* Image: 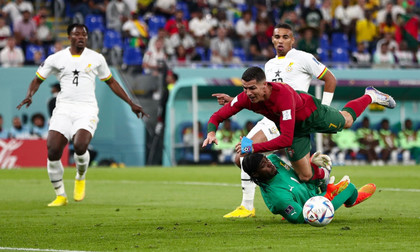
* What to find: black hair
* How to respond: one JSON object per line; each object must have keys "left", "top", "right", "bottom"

{"left": 31, "top": 113, "right": 45, "bottom": 123}
{"left": 241, "top": 66, "right": 266, "bottom": 83}
{"left": 67, "top": 23, "right": 89, "bottom": 35}
{"left": 274, "top": 23, "right": 293, "bottom": 32}
{"left": 242, "top": 153, "right": 265, "bottom": 185}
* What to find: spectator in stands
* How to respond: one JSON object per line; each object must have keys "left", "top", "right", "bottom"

{"left": 8, "top": 116, "right": 31, "bottom": 139}
{"left": 395, "top": 41, "right": 415, "bottom": 67}
{"left": 373, "top": 42, "right": 395, "bottom": 68}
{"left": 32, "top": 7, "right": 48, "bottom": 26}
{"left": 395, "top": 1, "right": 419, "bottom": 53}
{"left": 376, "top": 31, "right": 398, "bottom": 56}
{"left": 235, "top": 10, "right": 255, "bottom": 48}
{"left": 0, "top": 114, "right": 8, "bottom": 139}
{"left": 334, "top": 0, "right": 353, "bottom": 35}
{"left": 36, "top": 14, "right": 54, "bottom": 49}
{"left": 249, "top": 20, "right": 275, "bottom": 61}
{"left": 399, "top": 118, "right": 420, "bottom": 165}
{"left": 142, "top": 37, "right": 167, "bottom": 75}
{"left": 301, "top": 0, "right": 323, "bottom": 36}
{"left": 47, "top": 83, "right": 61, "bottom": 117}
{"left": 355, "top": 9, "right": 377, "bottom": 55}
{"left": 0, "top": 37, "right": 25, "bottom": 67}
{"left": 209, "top": 27, "right": 241, "bottom": 65}
{"left": 378, "top": 12, "right": 397, "bottom": 38}
{"left": 351, "top": 42, "right": 371, "bottom": 66}
{"left": 210, "top": 9, "right": 234, "bottom": 37}
{"left": 239, "top": 120, "right": 255, "bottom": 137}
{"left": 280, "top": 11, "right": 301, "bottom": 32}
{"left": 32, "top": 50, "right": 44, "bottom": 65}
{"left": 68, "top": 0, "right": 91, "bottom": 19}
{"left": 377, "top": 118, "right": 399, "bottom": 165}
{"left": 51, "top": 41, "right": 63, "bottom": 54}
{"left": 88, "top": 0, "right": 108, "bottom": 17}
{"left": 137, "top": 0, "right": 154, "bottom": 17}
{"left": 164, "top": 9, "right": 189, "bottom": 35}
{"left": 296, "top": 26, "right": 319, "bottom": 56}
{"left": 356, "top": 117, "right": 380, "bottom": 165}
{"left": 153, "top": 0, "right": 176, "bottom": 19}
{"left": 188, "top": 8, "right": 213, "bottom": 47}
{"left": 148, "top": 28, "right": 174, "bottom": 58}
{"left": 182, "top": 121, "right": 219, "bottom": 164}
{"left": 30, "top": 113, "right": 48, "bottom": 139}
{"left": 320, "top": 0, "right": 333, "bottom": 37}
{"left": 106, "top": 0, "right": 131, "bottom": 32}
{"left": 331, "top": 129, "right": 360, "bottom": 165}
{"left": 1, "top": 0, "right": 33, "bottom": 25}
{"left": 173, "top": 45, "right": 189, "bottom": 65}
{"left": 122, "top": 11, "right": 149, "bottom": 49}
{"left": 213, "top": 118, "right": 240, "bottom": 163}
{"left": 0, "top": 16, "right": 11, "bottom": 50}
{"left": 13, "top": 9, "right": 38, "bottom": 51}
{"left": 169, "top": 24, "right": 197, "bottom": 62}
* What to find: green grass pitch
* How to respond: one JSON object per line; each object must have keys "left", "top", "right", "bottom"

{"left": 0, "top": 164, "right": 420, "bottom": 251}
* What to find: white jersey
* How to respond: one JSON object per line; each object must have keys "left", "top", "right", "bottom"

{"left": 36, "top": 47, "right": 112, "bottom": 109}
{"left": 264, "top": 48, "right": 327, "bottom": 92}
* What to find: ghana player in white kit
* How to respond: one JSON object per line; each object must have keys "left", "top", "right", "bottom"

{"left": 213, "top": 23, "right": 337, "bottom": 218}
{"left": 17, "top": 24, "right": 149, "bottom": 207}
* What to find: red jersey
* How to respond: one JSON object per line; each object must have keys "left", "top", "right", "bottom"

{"left": 208, "top": 82, "right": 318, "bottom": 153}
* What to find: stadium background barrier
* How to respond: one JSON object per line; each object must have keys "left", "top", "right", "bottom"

{"left": 0, "top": 67, "right": 145, "bottom": 167}
{"left": 163, "top": 67, "right": 420, "bottom": 166}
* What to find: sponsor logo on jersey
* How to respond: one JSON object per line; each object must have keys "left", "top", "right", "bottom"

{"left": 329, "top": 123, "right": 337, "bottom": 128}
{"left": 230, "top": 96, "right": 238, "bottom": 107}
{"left": 282, "top": 109, "right": 292, "bottom": 120}
{"left": 284, "top": 205, "right": 294, "bottom": 215}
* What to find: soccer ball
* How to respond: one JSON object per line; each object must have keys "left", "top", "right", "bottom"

{"left": 302, "top": 196, "right": 334, "bottom": 227}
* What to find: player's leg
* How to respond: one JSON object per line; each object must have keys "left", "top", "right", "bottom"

{"left": 224, "top": 118, "right": 279, "bottom": 218}
{"left": 71, "top": 107, "right": 98, "bottom": 202}
{"left": 325, "top": 183, "right": 357, "bottom": 211}
{"left": 46, "top": 130, "right": 69, "bottom": 207}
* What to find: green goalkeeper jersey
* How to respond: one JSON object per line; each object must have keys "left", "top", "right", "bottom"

{"left": 259, "top": 154, "right": 319, "bottom": 224}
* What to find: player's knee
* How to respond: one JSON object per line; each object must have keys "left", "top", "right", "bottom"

{"left": 73, "top": 143, "right": 88, "bottom": 156}
{"left": 47, "top": 149, "right": 62, "bottom": 161}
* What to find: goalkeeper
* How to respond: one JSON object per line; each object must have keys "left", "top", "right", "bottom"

{"left": 241, "top": 152, "right": 376, "bottom": 224}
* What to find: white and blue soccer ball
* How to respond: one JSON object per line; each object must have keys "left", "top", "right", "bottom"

{"left": 302, "top": 196, "right": 334, "bottom": 227}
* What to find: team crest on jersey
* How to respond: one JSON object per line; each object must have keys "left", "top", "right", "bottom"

{"left": 85, "top": 63, "right": 92, "bottom": 73}
{"left": 268, "top": 126, "right": 279, "bottom": 135}
{"left": 286, "top": 62, "right": 294, "bottom": 72}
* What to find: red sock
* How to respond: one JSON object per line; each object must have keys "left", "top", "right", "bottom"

{"left": 343, "top": 95, "right": 372, "bottom": 118}
{"left": 310, "top": 162, "right": 325, "bottom": 180}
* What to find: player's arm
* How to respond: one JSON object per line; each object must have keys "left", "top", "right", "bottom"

{"left": 320, "top": 69, "right": 336, "bottom": 106}
{"left": 212, "top": 93, "right": 233, "bottom": 105}
{"left": 17, "top": 76, "right": 43, "bottom": 109}
{"left": 270, "top": 195, "right": 305, "bottom": 224}
{"left": 105, "top": 77, "right": 149, "bottom": 118}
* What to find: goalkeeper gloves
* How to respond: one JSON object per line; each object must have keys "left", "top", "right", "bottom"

{"left": 310, "top": 151, "right": 332, "bottom": 170}
{"left": 324, "top": 175, "right": 350, "bottom": 201}
{"left": 241, "top": 137, "right": 253, "bottom": 154}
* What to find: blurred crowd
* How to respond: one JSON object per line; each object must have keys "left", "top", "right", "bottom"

{"left": 0, "top": 0, "right": 419, "bottom": 69}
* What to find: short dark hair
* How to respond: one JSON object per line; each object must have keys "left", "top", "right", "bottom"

{"left": 242, "top": 153, "right": 265, "bottom": 185}
{"left": 67, "top": 23, "right": 89, "bottom": 35}
{"left": 275, "top": 23, "right": 293, "bottom": 32}
{"left": 31, "top": 113, "right": 45, "bottom": 123}
{"left": 241, "top": 66, "right": 266, "bottom": 82}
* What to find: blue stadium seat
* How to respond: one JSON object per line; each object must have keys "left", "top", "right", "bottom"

{"left": 25, "top": 44, "right": 45, "bottom": 62}
{"left": 103, "top": 29, "right": 123, "bottom": 49}
{"left": 195, "top": 47, "right": 209, "bottom": 61}
{"left": 331, "top": 32, "right": 349, "bottom": 49}
{"left": 123, "top": 47, "right": 143, "bottom": 66}
{"left": 176, "top": 2, "right": 190, "bottom": 19}
{"left": 147, "top": 15, "right": 166, "bottom": 37}
{"left": 85, "top": 14, "right": 105, "bottom": 32}
{"left": 319, "top": 34, "right": 330, "bottom": 50}
{"left": 331, "top": 48, "right": 349, "bottom": 63}
{"left": 317, "top": 48, "right": 329, "bottom": 62}
{"left": 233, "top": 47, "right": 246, "bottom": 61}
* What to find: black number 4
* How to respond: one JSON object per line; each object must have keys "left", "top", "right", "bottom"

{"left": 73, "top": 76, "right": 78, "bottom": 86}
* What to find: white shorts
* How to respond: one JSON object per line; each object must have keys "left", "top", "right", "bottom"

{"left": 49, "top": 102, "right": 99, "bottom": 141}
{"left": 246, "top": 117, "right": 280, "bottom": 141}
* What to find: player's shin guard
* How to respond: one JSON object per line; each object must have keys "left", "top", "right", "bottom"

{"left": 240, "top": 157, "right": 255, "bottom": 211}
{"left": 74, "top": 151, "right": 89, "bottom": 180}
{"left": 47, "top": 159, "right": 66, "bottom": 196}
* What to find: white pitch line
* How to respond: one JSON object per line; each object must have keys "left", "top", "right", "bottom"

{"left": 380, "top": 188, "right": 420, "bottom": 193}
{"left": 0, "top": 247, "right": 92, "bottom": 252}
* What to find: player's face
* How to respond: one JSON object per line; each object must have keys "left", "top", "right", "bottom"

{"left": 272, "top": 28, "right": 295, "bottom": 57}
{"left": 69, "top": 26, "right": 88, "bottom": 50}
{"left": 242, "top": 79, "right": 267, "bottom": 103}
{"left": 253, "top": 157, "right": 277, "bottom": 182}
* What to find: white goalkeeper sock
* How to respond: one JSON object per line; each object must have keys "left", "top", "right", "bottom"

{"left": 240, "top": 157, "right": 256, "bottom": 211}
{"left": 47, "top": 159, "right": 66, "bottom": 196}
{"left": 74, "top": 151, "right": 90, "bottom": 180}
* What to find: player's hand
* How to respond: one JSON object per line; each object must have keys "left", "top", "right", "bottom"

{"left": 202, "top": 131, "right": 218, "bottom": 147}
{"left": 131, "top": 103, "right": 150, "bottom": 119}
{"left": 310, "top": 151, "right": 332, "bottom": 170}
{"left": 16, "top": 97, "right": 32, "bottom": 110}
{"left": 324, "top": 175, "right": 350, "bottom": 201}
{"left": 212, "top": 93, "right": 233, "bottom": 105}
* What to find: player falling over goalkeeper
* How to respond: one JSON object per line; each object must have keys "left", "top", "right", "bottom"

{"left": 241, "top": 152, "right": 376, "bottom": 224}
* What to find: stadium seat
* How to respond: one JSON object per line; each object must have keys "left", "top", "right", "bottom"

{"left": 317, "top": 48, "right": 329, "bottom": 62}
{"left": 331, "top": 32, "right": 349, "bottom": 50}
{"left": 233, "top": 47, "right": 246, "bottom": 61}
{"left": 25, "top": 44, "right": 45, "bottom": 62}
{"left": 103, "top": 29, "right": 123, "bottom": 49}
{"left": 319, "top": 34, "right": 330, "bottom": 50}
{"left": 176, "top": 2, "right": 190, "bottom": 19}
{"left": 85, "top": 14, "right": 105, "bottom": 32}
{"left": 148, "top": 15, "right": 166, "bottom": 37}
{"left": 195, "top": 47, "right": 209, "bottom": 61}
{"left": 123, "top": 47, "right": 143, "bottom": 66}
{"left": 331, "top": 48, "right": 349, "bottom": 63}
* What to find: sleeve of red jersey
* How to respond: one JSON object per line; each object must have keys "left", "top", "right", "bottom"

{"left": 207, "top": 93, "right": 249, "bottom": 133}
{"left": 252, "top": 91, "right": 296, "bottom": 153}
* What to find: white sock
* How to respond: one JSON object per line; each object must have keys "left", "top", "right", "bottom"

{"left": 240, "top": 157, "right": 256, "bottom": 211}
{"left": 47, "top": 159, "right": 66, "bottom": 196}
{"left": 74, "top": 151, "right": 90, "bottom": 180}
